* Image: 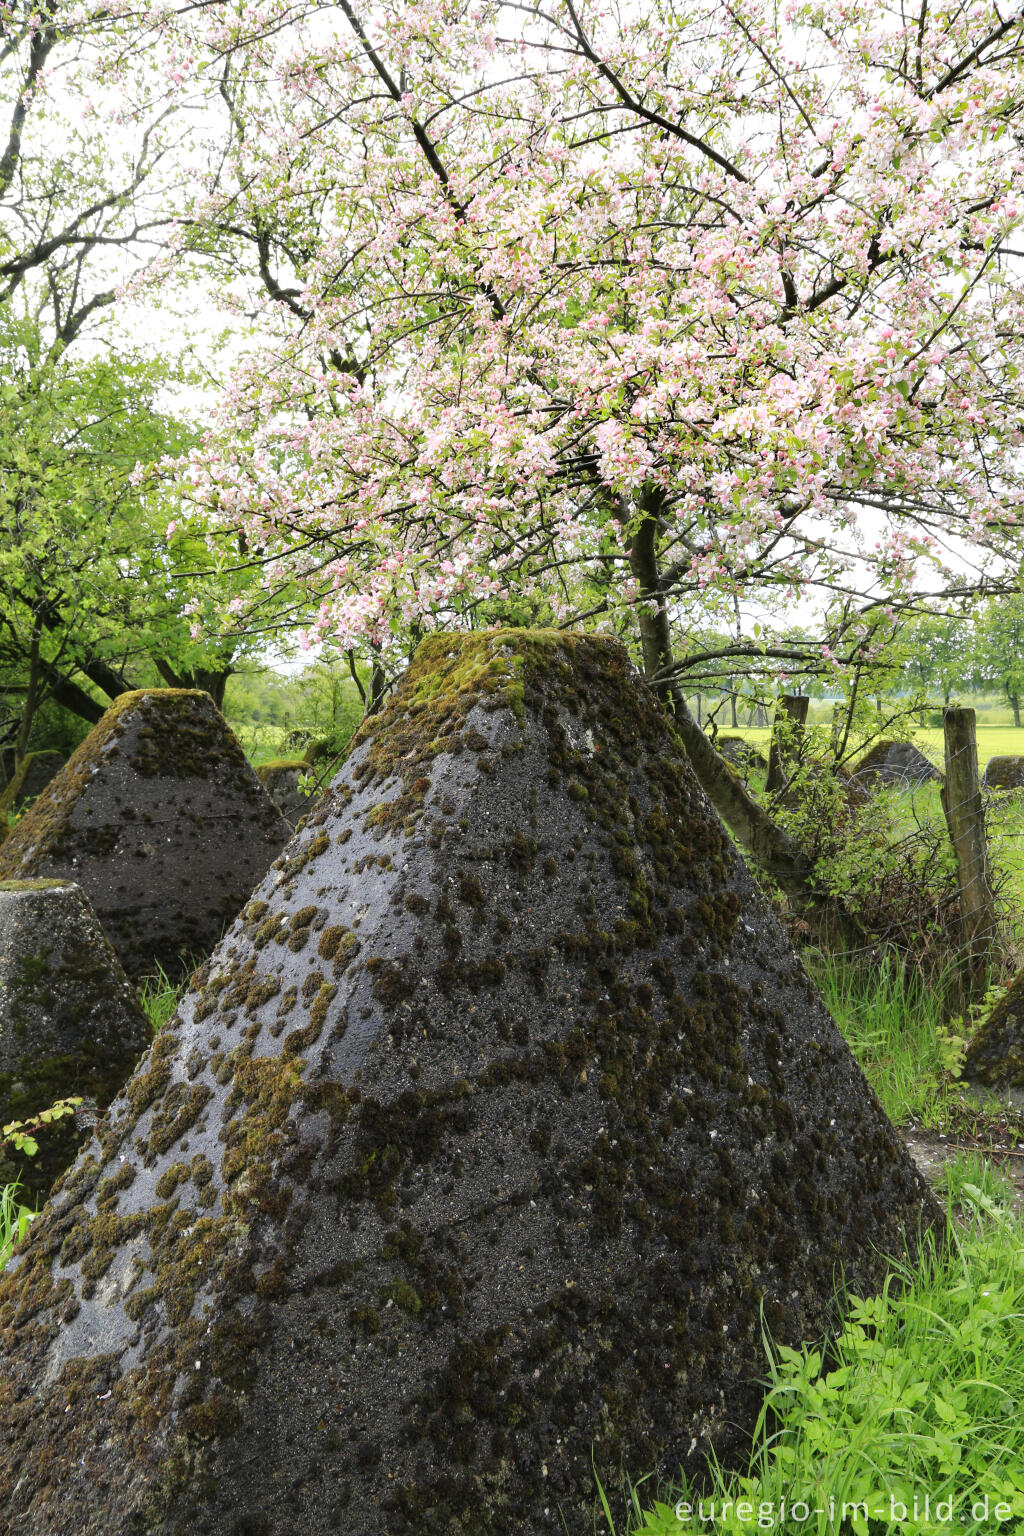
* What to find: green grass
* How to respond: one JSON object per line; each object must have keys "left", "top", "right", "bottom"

{"left": 936, "top": 1150, "right": 1016, "bottom": 1222}
{"left": 915, "top": 724, "right": 1024, "bottom": 770}
{"left": 726, "top": 723, "right": 1024, "bottom": 770}
{"left": 987, "top": 792, "right": 1024, "bottom": 941}
{"left": 0, "top": 1182, "right": 35, "bottom": 1271}
{"left": 805, "top": 949, "right": 958, "bottom": 1128}
{"left": 136, "top": 965, "right": 184, "bottom": 1033}
{"left": 834, "top": 780, "right": 1024, "bottom": 946}
{"left": 612, "top": 1213, "right": 1024, "bottom": 1534}
{"left": 724, "top": 723, "right": 1024, "bottom": 937}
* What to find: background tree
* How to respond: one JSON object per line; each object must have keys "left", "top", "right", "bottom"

{"left": 0, "top": 5, "right": 290, "bottom": 764}
{"left": 0, "top": 0, "right": 198, "bottom": 353}
{"left": 973, "top": 598, "right": 1024, "bottom": 728}
{"left": 152, "top": 1, "right": 1024, "bottom": 609}
{"left": 0, "top": 317, "right": 274, "bottom": 767}
{"left": 9, "top": 0, "right": 1024, "bottom": 938}
{"left": 126, "top": 0, "right": 1024, "bottom": 922}
{"left": 899, "top": 611, "right": 973, "bottom": 710}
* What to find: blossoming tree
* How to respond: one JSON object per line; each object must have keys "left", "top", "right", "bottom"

{"left": 123, "top": 0, "right": 1024, "bottom": 911}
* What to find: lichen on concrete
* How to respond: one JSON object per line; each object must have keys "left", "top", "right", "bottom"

{"left": 0, "top": 631, "right": 937, "bottom": 1536}
{"left": 0, "top": 691, "right": 291, "bottom": 979}
{"left": 256, "top": 760, "right": 317, "bottom": 827}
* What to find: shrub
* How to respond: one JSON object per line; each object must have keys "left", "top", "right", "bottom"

{"left": 763, "top": 728, "right": 962, "bottom": 969}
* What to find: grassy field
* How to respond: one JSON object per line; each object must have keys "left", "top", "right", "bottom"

{"left": 916, "top": 724, "right": 1024, "bottom": 769}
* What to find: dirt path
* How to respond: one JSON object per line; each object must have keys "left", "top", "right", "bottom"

{"left": 901, "top": 1124, "right": 1024, "bottom": 1213}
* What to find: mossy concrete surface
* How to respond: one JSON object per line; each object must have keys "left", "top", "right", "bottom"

{"left": 851, "top": 738, "right": 942, "bottom": 788}
{"left": 256, "top": 759, "right": 318, "bottom": 827}
{"left": 982, "top": 756, "right": 1024, "bottom": 792}
{"left": 0, "top": 752, "right": 63, "bottom": 818}
{"left": 0, "top": 632, "right": 937, "bottom": 1535}
{"left": 0, "top": 879, "right": 152, "bottom": 1199}
{"left": 0, "top": 691, "right": 291, "bottom": 979}
{"left": 963, "top": 969, "right": 1024, "bottom": 1090}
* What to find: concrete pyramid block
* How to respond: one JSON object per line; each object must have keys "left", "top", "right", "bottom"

{"left": 851, "top": 738, "right": 942, "bottom": 788}
{"left": 963, "top": 970, "right": 1024, "bottom": 1093}
{"left": 0, "top": 634, "right": 936, "bottom": 1535}
{"left": 0, "top": 879, "right": 152, "bottom": 1199}
{"left": 256, "top": 758, "right": 318, "bottom": 826}
{"left": 983, "top": 756, "right": 1024, "bottom": 792}
{"left": 0, "top": 752, "right": 63, "bottom": 818}
{"left": 0, "top": 691, "right": 291, "bottom": 979}
{"left": 715, "top": 735, "right": 766, "bottom": 776}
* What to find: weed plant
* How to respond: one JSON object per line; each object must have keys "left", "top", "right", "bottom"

{"left": 136, "top": 964, "right": 184, "bottom": 1033}
{"left": 935, "top": 1150, "right": 1016, "bottom": 1222}
{"left": 0, "top": 1182, "right": 34, "bottom": 1271}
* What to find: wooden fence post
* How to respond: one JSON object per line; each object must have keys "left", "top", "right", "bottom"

{"left": 765, "top": 695, "right": 809, "bottom": 796}
{"left": 941, "top": 706, "right": 996, "bottom": 991}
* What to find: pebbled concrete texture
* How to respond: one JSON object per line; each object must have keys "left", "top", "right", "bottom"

{"left": 982, "top": 755, "right": 1024, "bottom": 792}
{"left": 851, "top": 738, "right": 942, "bottom": 788}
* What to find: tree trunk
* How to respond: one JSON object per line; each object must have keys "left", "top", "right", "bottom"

{"left": 625, "top": 499, "right": 863, "bottom": 949}
{"left": 191, "top": 668, "right": 230, "bottom": 709}
{"left": 346, "top": 649, "right": 367, "bottom": 707}
{"left": 730, "top": 690, "right": 738, "bottom": 730}
{"left": 37, "top": 660, "right": 105, "bottom": 725}
{"left": 13, "top": 619, "right": 43, "bottom": 768}
{"left": 35, "top": 605, "right": 132, "bottom": 705}
{"left": 941, "top": 708, "right": 995, "bottom": 996}
{"left": 155, "top": 659, "right": 231, "bottom": 709}
{"left": 1011, "top": 691, "right": 1021, "bottom": 729}
{"left": 765, "top": 695, "right": 809, "bottom": 796}
{"left": 369, "top": 655, "right": 387, "bottom": 715}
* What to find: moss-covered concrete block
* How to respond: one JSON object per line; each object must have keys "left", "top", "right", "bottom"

{"left": 851, "top": 738, "right": 942, "bottom": 789}
{"left": 0, "top": 633, "right": 937, "bottom": 1534}
{"left": 0, "top": 879, "right": 152, "bottom": 1199}
{"left": 963, "top": 970, "right": 1024, "bottom": 1091}
{"left": 256, "top": 759, "right": 318, "bottom": 827}
{"left": 982, "top": 756, "right": 1024, "bottom": 792}
{"left": 715, "top": 735, "right": 766, "bottom": 777}
{"left": 0, "top": 751, "right": 63, "bottom": 817}
{"left": 0, "top": 691, "right": 291, "bottom": 979}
